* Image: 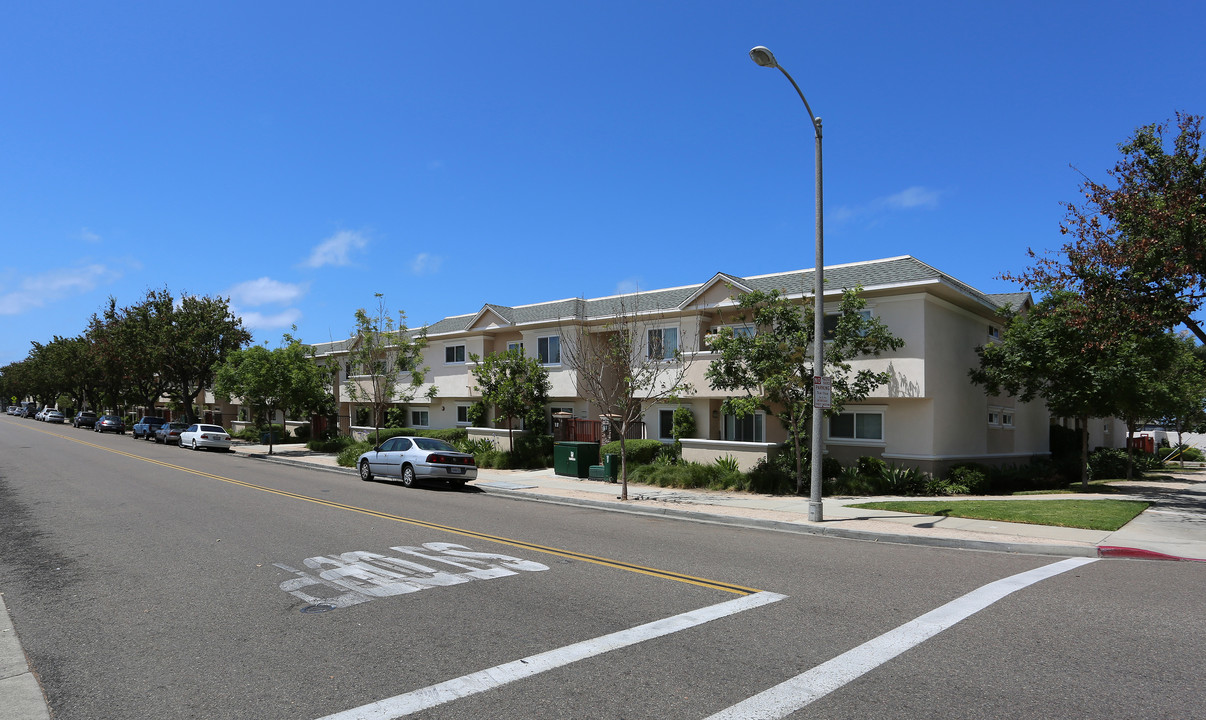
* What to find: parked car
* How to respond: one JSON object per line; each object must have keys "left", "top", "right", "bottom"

{"left": 94, "top": 415, "right": 125, "bottom": 434}
{"left": 154, "top": 421, "right": 190, "bottom": 445}
{"left": 178, "top": 424, "right": 232, "bottom": 452}
{"left": 45, "top": 410, "right": 65, "bottom": 424}
{"left": 356, "top": 436, "right": 477, "bottom": 488}
{"left": 132, "top": 416, "right": 168, "bottom": 440}
{"left": 74, "top": 411, "right": 98, "bottom": 428}
{"left": 34, "top": 408, "right": 46, "bottom": 421}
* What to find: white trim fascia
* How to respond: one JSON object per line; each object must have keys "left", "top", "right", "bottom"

{"left": 465, "top": 305, "right": 513, "bottom": 330}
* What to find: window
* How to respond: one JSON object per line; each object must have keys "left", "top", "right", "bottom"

{"left": 658, "top": 409, "right": 675, "bottom": 440}
{"left": 445, "top": 344, "right": 466, "bottom": 364}
{"left": 724, "top": 413, "right": 764, "bottom": 442}
{"left": 1002, "top": 411, "right": 1014, "bottom": 427}
{"left": 538, "top": 336, "right": 560, "bottom": 365}
{"left": 823, "top": 309, "right": 873, "bottom": 339}
{"left": 988, "top": 325, "right": 1001, "bottom": 340}
{"left": 829, "top": 410, "right": 884, "bottom": 441}
{"left": 988, "top": 411, "right": 1001, "bottom": 426}
{"left": 344, "top": 362, "right": 352, "bottom": 377}
{"left": 456, "top": 406, "right": 470, "bottom": 424}
{"left": 411, "top": 410, "right": 429, "bottom": 427}
{"left": 988, "top": 407, "right": 1014, "bottom": 428}
{"left": 647, "top": 327, "right": 679, "bottom": 360}
{"left": 507, "top": 341, "right": 524, "bottom": 353}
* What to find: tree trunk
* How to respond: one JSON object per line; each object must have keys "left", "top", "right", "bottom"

{"left": 1079, "top": 416, "right": 1090, "bottom": 489}
{"left": 1125, "top": 420, "right": 1136, "bottom": 481}
{"left": 618, "top": 430, "right": 628, "bottom": 501}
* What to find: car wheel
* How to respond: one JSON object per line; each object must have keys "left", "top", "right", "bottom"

{"left": 359, "top": 460, "right": 373, "bottom": 482}
{"left": 191, "top": 440, "right": 198, "bottom": 451}
{"left": 401, "top": 465, "right": 416, "bottom": 488}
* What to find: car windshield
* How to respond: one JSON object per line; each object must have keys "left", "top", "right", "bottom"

{"left": 413, "top": 438, "right": 455, "bottom": 452}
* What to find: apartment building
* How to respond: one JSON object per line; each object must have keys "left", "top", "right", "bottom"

{"left": 316, "top": 256, "right": 1047, "bottom": 476}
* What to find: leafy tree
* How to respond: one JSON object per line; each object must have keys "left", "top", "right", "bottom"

{"left": 1012, "top": 113, "right": 1206, "bottom": 343}
{"left": 969, "top": 291, "right": 1178, "bottom": 486}
{"left": 344, "top": 294, "right": 430, "bottom": 446}
{"left": 469, "top": 348, "right": 551, "bottom": 449}
{"left": 214, "top": 333, "right": 333, "bottom": 454}
{"left": 1152, "top": 338, "right": 1206, "bottom": 468}
{"left": 86, "top": 293, "right": 171, "bottom": 413}
{"left": 560, "top": 296, "right": 693, "bottom": 500}
{"left": 158, "top": 291, "right": 252, "bottom": 422}
{"left": 29, "top": 335, "right": 98, "bottom": 412}
{"left": 707, "top": 286, "right": 904, "bottom": 494}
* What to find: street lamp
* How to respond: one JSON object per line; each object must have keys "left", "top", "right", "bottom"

{"left": 749, "top": 45, "right": 826, "bottom": 522}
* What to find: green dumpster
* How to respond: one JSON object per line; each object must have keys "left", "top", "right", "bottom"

{"left": 554, "top": 441, "right": 600, "bottom": 478}
{"left": 602, "top": 453, "right": 619, "bottom": 481}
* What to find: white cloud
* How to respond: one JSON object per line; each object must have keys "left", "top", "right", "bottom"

{"left": 0, "top": 264, "right": 119, "bottom": 315}
{"left": 883, "top": 186, "right": 941, "bottom": 209}
{"left": 614, "top": 278, "right": 642, "bottom": 295}
{"left": 411, "top": 253, "right": 442, "bottom": 275}
{"left": 80, "top": 227, "right": 101, "bottom": 243}
{"left": 831, "top": 185, "right": 942, "bottom": 224}
{"left": 303, "top": 230, "right": 368, "bottom": 268}
{"left": 235, "top": 308, "right": 304, "bottom": 331}
{"left": 227, "top": 277, "right": 307, "bottom": 306}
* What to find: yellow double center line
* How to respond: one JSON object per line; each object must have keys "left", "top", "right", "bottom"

{"left": 25, "top": 422, "right": 762, "bottom": 595}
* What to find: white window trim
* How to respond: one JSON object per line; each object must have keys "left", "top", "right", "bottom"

{"left": 989, "top": 405, "right": 1014, "bottom": 429}
{"left": 444, "top": 344, "right": 467, "bottom": 365}
{"left": 410, "top": 409, "right": 430, "bottom": 428}
{"left": 507, "top": 341, "right": 524, "bottom": 354}
{"left": 723, "top": 411, "right": 766, "bottom": 443}
{"left": 647, "top": 325, "right": 681, "bottom": 362}
{"left": 826, "top": 406, "right": 886, "bottom": 446}
{"left": 823, "top": 308, "right": 874, "bottom": 341}
{"left": 456, "top": 405, "right": 471, "bottom": 426}
{"left": 537, "top": 335, "right": 561, "bottom": 366}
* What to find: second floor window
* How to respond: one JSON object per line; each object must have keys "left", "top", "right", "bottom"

{"left": 538, "top": 336, "right": 560, "bottom": 365}
{"left": 648, "top": 327, "right": 679, "bottom": 360}
{"left": 445, "top": 345, "right": 466, "bottom": 364}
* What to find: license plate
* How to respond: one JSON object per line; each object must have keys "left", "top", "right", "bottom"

{"left": 447, "top": 467, "right": 465, "bottom": 475}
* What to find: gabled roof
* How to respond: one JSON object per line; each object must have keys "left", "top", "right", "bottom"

{"left": 987, "top": 292, "right": 1032, "bottom": 311}
{"left": 329, "top": 256, "right": 1011, "bottom": 344}
{"left": 677, "top": 272, "right": 753, "bottom": 309}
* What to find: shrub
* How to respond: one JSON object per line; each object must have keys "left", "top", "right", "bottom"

{"left": 824, "top": 465, "right": 885, "bottom": 496}
{"left": 337, "top": 441, "right": 375, "bottom": 467}
{"left": 746, "top": 454, "right": 796, "bottom": 495}
{"left": 292, "top": 423, "right": 311, "bottom": 441}
{"left": 512, "top": 434, "right": 553, "bottom": 469}
{"left": 308, "top": 435, "right": 356, "bottom": 453}
{"left": 672, "top": 406, "right": 697, "bottom": 442}
{"left": 857, "top": 456, "right": 888, "bottom": 477}
{"left": 1162, "top": 444, "right": 1205, "bottom": 462}
{"left": 945, "top": 464, "right": 990, "bottom": 495}
{"left": 714, "top": 454, "right": 741, "bottom": 473}
{"left": 877, "top": 463, "right": 929, "bottom": 495}
{"left": 630, "top": 461, "right": 745, "bottom": 491}
{"left": 1089, "top": 448, "right": 1133, "bottom": 480}
{"left": 601, "top": 439, "right": 664, "bottom": 465}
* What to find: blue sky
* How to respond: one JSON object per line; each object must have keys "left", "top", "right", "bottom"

{"left": 2, "top": 1, "right": 1202, "bottom": 364}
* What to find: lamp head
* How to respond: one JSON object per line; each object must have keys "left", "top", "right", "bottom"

{"left": 749, "top": 46, "right": 778, "bottom": 68}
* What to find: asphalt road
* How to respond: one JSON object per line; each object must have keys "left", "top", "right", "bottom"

{"left": 2, "top": 418, "right": 1203, "bottom": 719}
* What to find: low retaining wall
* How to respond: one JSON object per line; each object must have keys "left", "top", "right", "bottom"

{"left": 680, "top": 438, "right": 778, "bottom": 472}
{"left": 467, "top": 427, "right": 528, "bottom": 452}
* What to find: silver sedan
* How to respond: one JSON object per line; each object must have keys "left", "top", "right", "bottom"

{"left": 357, "top": 436, "right": 477, "bottom": 488}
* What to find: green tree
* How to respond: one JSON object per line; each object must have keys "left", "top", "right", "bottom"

{"left": 707, "top": 286, "right": 904, "bottom": 494}
{"left": 344, "top": 294, "right": 430, "bottom": 446}
{"left": 469, "top": 348, "right": 551, "bottom": 449}
{"left": 159, "top": 291, "right": 252, "bottom": 422}
{"left": 214, "top": 333, "right": 332, "bottom": 455}
{"left": 1013, "top": 114, "right": 1206, "bottom": 343}
{"left": 969, "top": 291, "right": 1175, "bottom": 486}
{"left": 1152, "top": 338, "right": 1206, "bottom": 468}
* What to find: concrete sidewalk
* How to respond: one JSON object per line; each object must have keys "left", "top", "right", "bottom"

{"left": 235, "top": 442, "right": 1206, "bottom": 561}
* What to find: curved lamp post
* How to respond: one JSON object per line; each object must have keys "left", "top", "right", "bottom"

{"left": 749, "top": 45, "right": 825, "bottom": 522}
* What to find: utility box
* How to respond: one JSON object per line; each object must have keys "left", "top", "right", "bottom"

{"left": 554, "top": 441, "right": 600, "bottom": 478}
{"left": 603, "top": 453, "right": 620, "bottom": 481}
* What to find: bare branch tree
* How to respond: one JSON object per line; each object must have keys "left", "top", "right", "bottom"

{"left": 560, "top": 294, "right": 693, "bottom": 500}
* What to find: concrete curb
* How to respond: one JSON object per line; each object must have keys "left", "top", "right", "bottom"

{"left": 242, "top": 452, "right": 1099, "bottom": 558}
{"left": 0, "top": 594, "right": 51, "bottom": 720}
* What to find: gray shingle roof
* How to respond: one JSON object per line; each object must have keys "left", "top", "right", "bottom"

{"left": 341, "top": 256, "right": 1011, "bottom": 342}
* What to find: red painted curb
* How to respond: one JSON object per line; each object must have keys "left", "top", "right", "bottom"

{"left": 1097, "top": 546, "right": 1205, "bottom": 562}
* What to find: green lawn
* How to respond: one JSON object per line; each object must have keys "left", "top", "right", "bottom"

{"left": 847, "top": 499, "right": 1150, "bottom": 531}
